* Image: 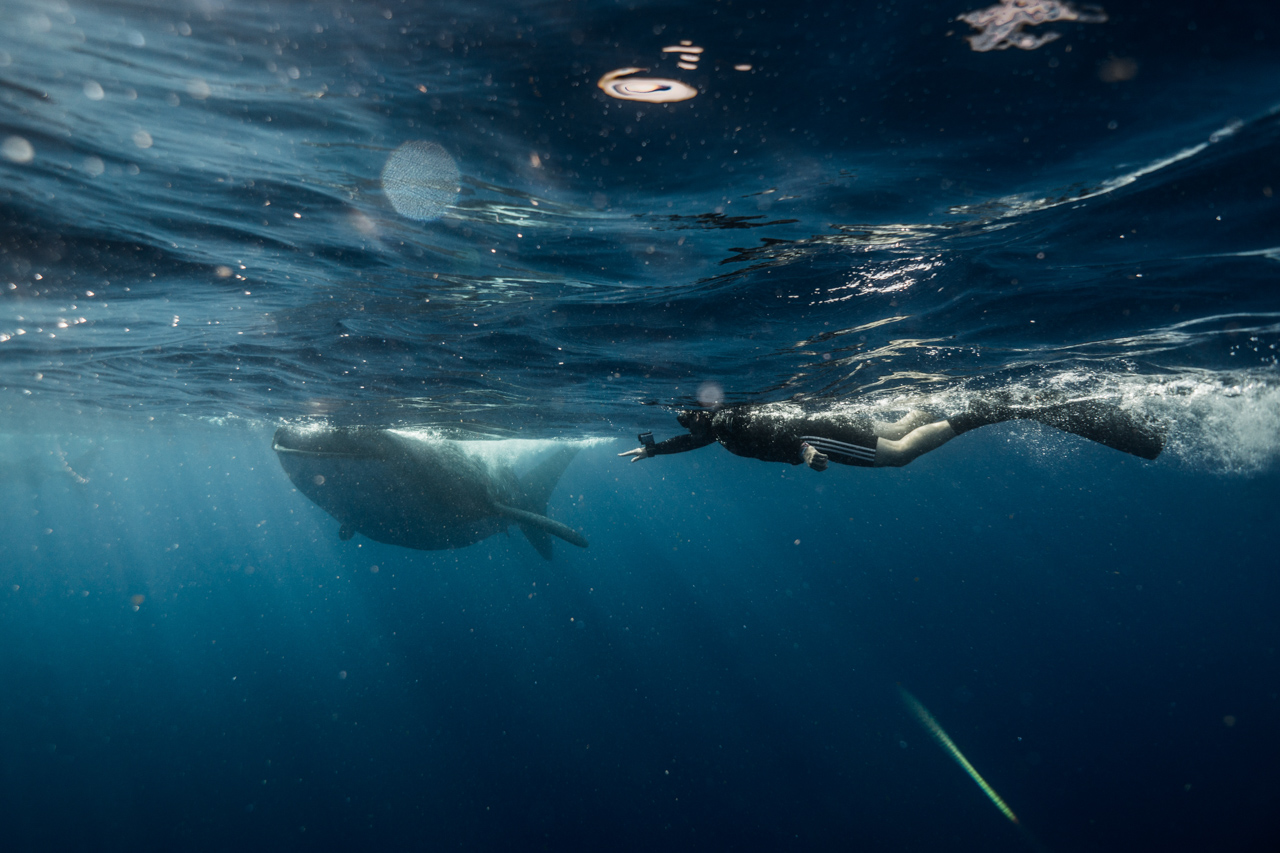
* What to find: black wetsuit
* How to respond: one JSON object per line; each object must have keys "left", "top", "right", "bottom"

{"left": 645, "top": 394, "right": 1166, "bottom": 466}
{"left": 648, "top": 403, "right": 881, "bottom": 467}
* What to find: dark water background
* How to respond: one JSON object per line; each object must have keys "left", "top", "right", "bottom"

{"left": 1, "top": 0, "right": 1278, "bottom": 849}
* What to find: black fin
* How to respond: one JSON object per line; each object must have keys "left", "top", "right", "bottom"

{"left": 1027, "top": 400, "right": 1165, "bottom": 460}
{"left": 949, "top": 393, "right": 1165, "bottom": 460}
{"left": 339, "top": 524, "right": 355, "bottom": 541}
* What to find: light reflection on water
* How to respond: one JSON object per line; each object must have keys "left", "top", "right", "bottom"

{"left": 596, "top": 68, "right": 697, "bottom": 104}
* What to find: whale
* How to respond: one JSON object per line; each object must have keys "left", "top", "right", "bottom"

{"left": 272, "top": 425, "right": 588, "bottom": 559}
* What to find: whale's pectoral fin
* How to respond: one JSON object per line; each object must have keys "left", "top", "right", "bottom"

{"left": 518, "top": 520, "right": 553, "bottom": 561}
{"left": 498, "top": 445, "right": 588, "bottom": 559}
{"left": 522, "top": 446, "right": 580, "bottom": 506}
{"left": 339, "top": 524, "right": 355, "bottom": 541}
{"left": 494, "top": 503, "right": 588, "bottom": 560}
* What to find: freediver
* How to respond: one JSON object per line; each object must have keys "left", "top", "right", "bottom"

{"left": 618, "top": 392, "right": 1165, "bottom": 470}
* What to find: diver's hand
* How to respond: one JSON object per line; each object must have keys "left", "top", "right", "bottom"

{"left": 618, "top": 446, "right": 653, "bottom": 463}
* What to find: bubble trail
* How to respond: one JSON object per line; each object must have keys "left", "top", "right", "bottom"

{"left": 898, "top": 685, "right": 1020, "bottom": 825}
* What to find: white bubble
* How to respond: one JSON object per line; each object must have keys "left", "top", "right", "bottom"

{"left": 697, "top": 381, "right": 724, "bottom": 407}
{"left": 186, "top": 78, "right": 212, "bottom": 99}
{"left": 349, "top": 209, "right": 377, "bottom": 236}
{"left": 132, "top": 130, "right": 153, "bottom": 149}
{"left": 1, "top": 136, "right": 34, "bottom": 164}
{"left": 83, "top": 80, "right": 104, "bottom": 100}
{"left": 380, "top": 140, "right": 460, "bottom": 222}
{"left": 82, "top": 156, "right": 104, "bottom": 176}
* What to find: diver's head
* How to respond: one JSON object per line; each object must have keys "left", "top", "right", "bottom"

{"left": 676, "top": 409, "right": 713, "bottom": 433}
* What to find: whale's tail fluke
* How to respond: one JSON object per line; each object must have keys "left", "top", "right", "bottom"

{"left": 503, "top": 445, "right": 588, "bottom": 559}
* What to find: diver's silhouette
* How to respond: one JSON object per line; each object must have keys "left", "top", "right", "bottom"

{"left": 619, "top": 393, "right": 1164, "bottom": 470}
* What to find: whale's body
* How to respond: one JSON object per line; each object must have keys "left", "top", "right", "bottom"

{"left": 272, "top": 426, "right": 587, "bottom": 559}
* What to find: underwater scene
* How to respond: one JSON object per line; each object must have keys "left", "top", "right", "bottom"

{"left": 2, "top": 0, "right": 1278, "bottom": 849}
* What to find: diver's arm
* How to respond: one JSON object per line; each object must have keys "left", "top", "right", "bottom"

{"left": 618, "top": 431, "right": 715, "bottom": 462}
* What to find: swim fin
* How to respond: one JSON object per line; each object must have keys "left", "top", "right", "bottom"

{"left": 948, "top": 393, "right": 1165, "bottom": 459}
{"left": 1025, "top": 399, "right": 1165, "bottom": 460}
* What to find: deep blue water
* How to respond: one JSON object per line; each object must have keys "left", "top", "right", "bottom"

{"left": 2, "top": 0, "right": 1278, "bottom": 850}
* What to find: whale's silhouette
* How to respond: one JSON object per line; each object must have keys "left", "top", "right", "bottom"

{"left": 272, "top": 426, "right": 587, "bottom": 559}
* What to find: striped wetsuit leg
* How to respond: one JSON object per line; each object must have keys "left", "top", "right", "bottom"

{"left": 799, "top": 433, "right": 877, "bottom": 467}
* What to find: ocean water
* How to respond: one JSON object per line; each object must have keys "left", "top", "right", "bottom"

{"left": 1, "top": 0, "right": 1278, "bottom": 849}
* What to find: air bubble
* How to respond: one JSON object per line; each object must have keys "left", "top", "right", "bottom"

{"left": 380, "top": 140, "right": 460, "bottom": 222}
